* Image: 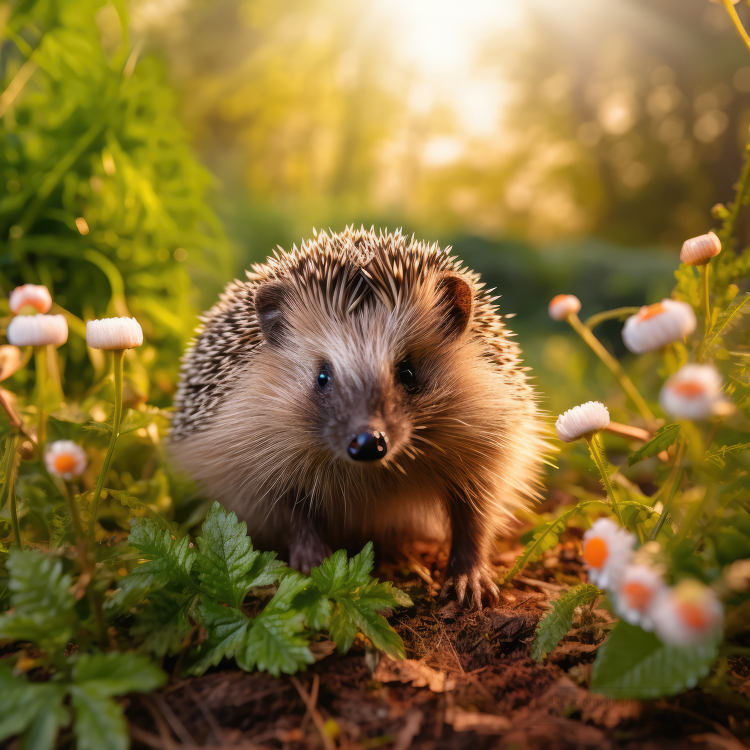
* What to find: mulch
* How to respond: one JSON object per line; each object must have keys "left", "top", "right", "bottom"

{"left": 124, "top": 537, "right": 750, "bottom": 750}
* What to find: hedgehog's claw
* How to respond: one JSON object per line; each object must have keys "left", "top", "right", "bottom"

{"left": 440, "top": 564, "right": 500, "bottom": 610}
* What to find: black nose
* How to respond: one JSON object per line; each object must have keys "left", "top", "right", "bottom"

{"left": 348, "top": 431, "right": 388, "bottom": 461}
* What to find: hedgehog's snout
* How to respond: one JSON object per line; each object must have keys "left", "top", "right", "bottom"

{"left": 347, "top": 430, "right": 388, "bottom": 462}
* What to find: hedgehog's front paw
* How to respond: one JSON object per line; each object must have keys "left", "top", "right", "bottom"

{"left": 440, "top": 563, "right": 500, "bottom": 610}
{"left": 289, "top": 535, "right": 331, "bottom": 575}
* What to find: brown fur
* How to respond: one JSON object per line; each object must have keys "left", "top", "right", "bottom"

{"left": 170, "top": 227, "right": 550, "bottom": 606}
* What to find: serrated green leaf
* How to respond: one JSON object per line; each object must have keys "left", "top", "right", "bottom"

{"left": 238, "top": 609, "right": 315, "bottom": 677}
{"left": 72, "top": 651, "right": 167, "bottom": 696}
{"left": 628, "top": 424, "right": 681, "bottom": 467}
{"left": 309, "top": 548, "right": 350, "bottom": 594}
{"left": 0, "top": 550, "right": 77, "bottom": 651}
{"left": 185, "top": 598, "right": 250, "bottom": 677}
{"left": 19, "top": 691, "right": 68, "bottom": 750}
{"left": 70, "top": 687, "right": 128, "bottom": 750}
{"left": 696, "top": 292, "right": 750, "bottom": 362}
{"left": 106, "top": 488, "right": 176, "bottom": 532}
{"left": 346, "top": 541, "right": 375, "bottom": 587}
{"left": 531, "top": 584, "right": 601, "bottom": 661}
{"left": 0, "top": 666, "right": 68, "bottom": 745}
{"left": 195, "top": 502, "right": 266, "bottom": 607}
{"left": 328, "top": 602, "right": 358, "bottom": 653}
{"left": 590, "top": 620, "right": 721, "bottom": 699}
{"left": 106, "top": 518, "right": 196, "bottom": 612}
{"left": 130, "top": 590, "right": 198, "bottom": 658}
{"left": 338, "top": 580, "right": 406, "bottom": 659}
{"left": 705, "top": 442, "right": 750, "bottom": 468}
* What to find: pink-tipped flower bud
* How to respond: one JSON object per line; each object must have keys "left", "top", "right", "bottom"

{"left": 548, "top": 294, "right": 581, "bottom": 321}
{"left": 680, "top": 232, "right": 721, "bottom": 266}
{"left": 9, "top": 284, "right": 52, "bottom": 314}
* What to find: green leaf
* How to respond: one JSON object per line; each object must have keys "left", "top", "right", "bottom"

{"left": 195, "top": 502, "right": 282, "bottom": 608}
{"left": 705, "top": 442, "right": 750, "bottom": 468}
{"left": 339, "top": 585, "right": 406, "bottom": 659}
{"left": 186, "top": 598, "right": 250, "bottom": 676}
{"left": 531, "top": 584, "right": 601, "bottom": 661}
{"left": 696, "top": 292, "right": 750, "bottom": 361}
{"left": 238, "top": 609, "right": 315, "bottom": 677}
{"left": 70, "top": 687, "right": 129, "bottom": 750}
{"left": 0, "top": 666, "right": 68, "bottom": 746}
{"left": 304, "top": 545, "right": 410, "bottom": 657}
{"left": 130, "top": 590, "right": 198, "bottom": 658}
{"left": 0, "top": 550, "right": 77, "bottom": 651}
{"left": 107, "top": 518, "right": 196, "bottom": 612}
{"left": 590, "top": 621, "right": 721, "bottom": 699}
{"left": 105, "top": 488, "right": 176, "bottom": 532}
{"left": 628, "top": 424, "right": 681, "bottom": 467}
{"left": 72, "top": 651, "right": 167, "bottom": 697}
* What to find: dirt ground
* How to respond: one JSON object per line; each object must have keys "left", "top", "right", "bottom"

{"left": 124, "top": 536, "right": 750, "bottom": 750}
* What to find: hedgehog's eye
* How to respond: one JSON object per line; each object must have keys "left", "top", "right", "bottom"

{"left": 317, "top": 366, "right": 331, "bottom": 390}
{"left": 397, "top": 360, "right": 419, "bottom": 393}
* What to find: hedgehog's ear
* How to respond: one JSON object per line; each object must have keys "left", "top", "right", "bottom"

{"left": 437, "top": 273, "right": 474, "bottom": 338}
{"left": 254, "top": 281, "right": 290, "bottom": 346}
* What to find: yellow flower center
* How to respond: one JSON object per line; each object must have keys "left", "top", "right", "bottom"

{"left": 671, "top": 380, "right": 705, "bottom": 399}
{"left": 639, "top": 302, "right": 665, "bottom": 321}
{"left": 54, "top": 454, "right": 79, "bottom": 475}
{"left": 621, "top": 581, "right": 653, "bottom": 611}
{"left": 676, "top": 600, "right": 709, "bottom": 630}
{"left": 583, "top": 537, "right": 608, "bottom": 568}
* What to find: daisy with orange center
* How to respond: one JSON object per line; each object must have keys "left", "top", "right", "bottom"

{"left": 659, "top": 363, "right": 731, "bottom": 420}
{"left": 652, "top": 579, "right": 723, "bottom": 647}
{"left": 44, "top": 440, "right": 87, "bottom": 481}
{"left": 582, "top": 518, "right": 635, "bottom": 590}
{"left": 612, "top": 565, "right": 665, "bottom": 631}
{"left": 621, "top": 299, "right": 696, "bottom": 354}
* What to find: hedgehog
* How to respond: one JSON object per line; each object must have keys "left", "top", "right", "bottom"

{"left": 170, "top": 227, "right": 549, "bottom": 607}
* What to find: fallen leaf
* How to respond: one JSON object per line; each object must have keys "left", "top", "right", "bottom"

{"left": 372, "top": 656, "right": 456, "bottom": 692}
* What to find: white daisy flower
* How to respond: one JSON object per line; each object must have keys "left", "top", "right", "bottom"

{"left": 621, "top": 299, "right": 696, "bottom": 354}
{"left": 659, "top": 363, "right": 728, "bottom": 420}
{"left": 9, "top": 284, "right": 53, "bottom": 314}
{"left": 611, "top": 564, "right": 665, "bottom": 631}
{"left": 680, "top": 232, "right": 721, "bottom": 266}
{"left": 44, "top": 440, "right": 88, "bottom": 480}
{"left": 651, "top": 579, "right": 723, "bottom": 647}
{"left": 86, "top": 317, "right": 143, "bottom": 350}
{"left": 548, "top": 294, "right": 581, "bottom": 321}
{"left": 555, "top": 401, "right": 610, "bottom": 443}
{"left": 582, "top": 517, "right": 635, "bottom": 590}
{"left": 0, "top": 345, "right": 23, "bottom": 382}
{"left": 6, "top": 314, "right": 68, "bottom": 347}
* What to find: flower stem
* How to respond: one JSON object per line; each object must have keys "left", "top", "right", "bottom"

{"left": 88, "top": 349, "right": 124, "bottom": 543}
{"left": 34, "top": 345, "right": 47, "bottom": 455}
{"left": 700, "top": 263, "right": 711, "bottom": 338}
{"left": 722, "top": 0, "right": 750, "bottom": 56}
{"left": 650, "top": 441, "right": 684, "bottom": 541}
{"left": 1, "top": 433, "right": 21, "bottom": 549}
{"left": 585, "top": 433, "right": 626, "bottom": 527}
{"left": 584, "top": 306, "right": 641, "bottom": 331}
{"left": 567, "top": 313, "right": 656, "bottom": 428}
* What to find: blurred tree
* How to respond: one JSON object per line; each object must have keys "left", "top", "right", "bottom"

{"left": 0, "top": 0, "right": 232, "bottom": 401}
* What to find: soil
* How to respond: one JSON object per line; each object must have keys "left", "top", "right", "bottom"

{"left": 124, "top": 536, "right": 750, "bottom": 750}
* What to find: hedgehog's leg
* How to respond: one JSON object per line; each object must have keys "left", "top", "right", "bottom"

{"left": 288, "top": 509, "right": 331, "bottom": 575}
{"left": 441, "top": 497, "right": 500, "bottom": 609}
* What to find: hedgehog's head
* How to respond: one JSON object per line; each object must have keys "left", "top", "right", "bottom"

{"left": 249, "top": 265, "right": 480, "bottom": 480}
